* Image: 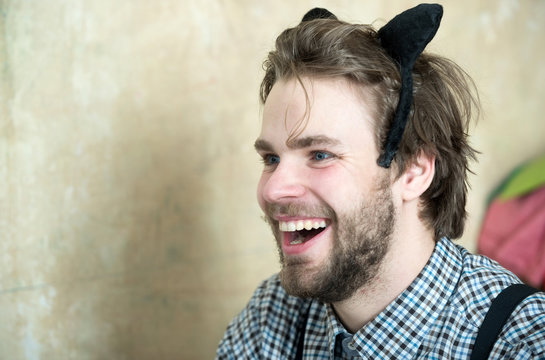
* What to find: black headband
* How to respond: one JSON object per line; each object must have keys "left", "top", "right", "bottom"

{"left": 301, "top": 4, "right": 443, "bottom": 168}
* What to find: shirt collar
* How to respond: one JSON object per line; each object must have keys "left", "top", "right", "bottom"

{"left": 324, "top": 237, "right": 463, "bottom": 358}
{"left": 325, "top": 303, "right": 348, "bottom": 355}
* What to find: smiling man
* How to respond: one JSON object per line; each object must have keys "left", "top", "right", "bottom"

{"left": 217, "top": 5, "right": 545, "bottom": 359}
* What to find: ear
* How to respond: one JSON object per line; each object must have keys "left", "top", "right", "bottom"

{"left": 399, "top": 152, "right": 435, "bottom": 202}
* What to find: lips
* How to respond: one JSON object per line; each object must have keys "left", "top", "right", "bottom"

{"left": 276, "top": 217, "right": 330, "bottom": 255}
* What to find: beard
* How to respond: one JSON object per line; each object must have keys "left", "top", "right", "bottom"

{"left": 264, "top": 180, "right": 395, "bottom": 303}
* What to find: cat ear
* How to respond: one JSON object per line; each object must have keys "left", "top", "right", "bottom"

{"left": 376, "top": 4, "right": 443, "bottom": 168}
{"left": 299, "top": 4, "right": 443, "bottom": 168}
{"left": 301, "top": 8, "right": 337, "bottom": 22}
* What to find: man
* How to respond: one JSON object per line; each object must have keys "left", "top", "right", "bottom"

{"left": 217, "top": 4, "right": 545, "bottom": 359}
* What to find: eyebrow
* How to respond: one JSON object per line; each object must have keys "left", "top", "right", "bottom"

{"left": 254, "top": 135, "right": 341, "bottom": 152}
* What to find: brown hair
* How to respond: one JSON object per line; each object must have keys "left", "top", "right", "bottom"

{"left": 260, "top": 18, "right": 479, "bottom": 240}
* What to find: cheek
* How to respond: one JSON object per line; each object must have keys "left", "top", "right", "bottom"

{"left": 310, "top": 167, "right": 358, "bottom": 204}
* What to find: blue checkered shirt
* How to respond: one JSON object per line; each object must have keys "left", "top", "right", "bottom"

{"left": 217, "top": 238, "right": 545, "bottom": 359}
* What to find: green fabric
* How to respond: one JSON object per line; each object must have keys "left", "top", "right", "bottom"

{"left": 497, "top": 155, "right": 545, "bottom": 200}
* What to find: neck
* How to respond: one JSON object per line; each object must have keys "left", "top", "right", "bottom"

{"left": 331, "top": 220, "right": 436, "bottom": 333}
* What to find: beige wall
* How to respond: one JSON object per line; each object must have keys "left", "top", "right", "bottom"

{"left": 1, "top": 1, "right": 544, "bottom": 359}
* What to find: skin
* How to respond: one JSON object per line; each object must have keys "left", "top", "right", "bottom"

{"left": 255, "top": 76, "right": 437, "bottom": 332}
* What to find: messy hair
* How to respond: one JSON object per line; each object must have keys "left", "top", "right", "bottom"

{"left": 260, "top": 18, "right": 479, "bottom": 240}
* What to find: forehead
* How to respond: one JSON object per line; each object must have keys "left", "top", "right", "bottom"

{"left": 261, "top": 77, "right": 378, "bottom": 149}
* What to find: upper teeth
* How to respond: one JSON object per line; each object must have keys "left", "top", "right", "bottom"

{"left": 279, "top": 220, "right": 327, "bottom": 232}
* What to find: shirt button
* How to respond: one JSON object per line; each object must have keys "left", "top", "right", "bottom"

{"left": 347, "top": 342, "right": 357, "bottom": 350}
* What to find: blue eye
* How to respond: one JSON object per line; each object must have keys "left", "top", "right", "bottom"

{"left": 312, "top": 151, "right": 332, "bottom": 161}
{"left": 262, "top": 154, "right": 280, "bottom": 166}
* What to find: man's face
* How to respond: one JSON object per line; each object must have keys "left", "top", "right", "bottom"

{"left": 255, "top": 77, "right": 396, "bottom": 303}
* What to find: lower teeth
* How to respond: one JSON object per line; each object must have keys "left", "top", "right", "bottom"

{"left": 290, "top": 234, "right": 305, "bottom": 245}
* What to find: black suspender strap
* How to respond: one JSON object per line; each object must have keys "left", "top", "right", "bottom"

{"left": 470, "top": 284, "right": 539, "bottom": 360}
{"left": 295, "top": 302, "right": 312, "bottom": 360}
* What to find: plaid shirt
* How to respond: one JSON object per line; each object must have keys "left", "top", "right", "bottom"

{"left": 217, "top": 238, "right": 545, "bottom": 359}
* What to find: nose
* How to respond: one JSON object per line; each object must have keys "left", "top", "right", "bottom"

{"left": 259, "top": 160, "right": 307, "bottom": 205}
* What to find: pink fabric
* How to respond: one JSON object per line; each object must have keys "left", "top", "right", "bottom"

{"left": 478, "top": 185, "right": 545, "bottom": 289}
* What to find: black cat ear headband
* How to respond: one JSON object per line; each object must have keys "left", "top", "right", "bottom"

{"left": 301, "top": 4, "right": 443, "bottom": 168}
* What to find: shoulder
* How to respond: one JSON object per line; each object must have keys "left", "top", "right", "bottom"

{"left": 450, "top": 245, "right": 545, "bottom": 356}
{"left": 494, "top": 288, "right": 545, "bottom": 356}
{"left": 216, "top": 274, "right": 309, "bottom": 359}
{"left": 449, "top": 244, "right": 523, "bottom": 326}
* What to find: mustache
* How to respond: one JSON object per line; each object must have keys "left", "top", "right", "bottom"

{"left": 264, "top": 202, "right": 336, "bottom": 220}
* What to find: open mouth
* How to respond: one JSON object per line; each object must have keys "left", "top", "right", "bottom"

{"left": 279, "top": 219, "right": 328, "bottom": 245}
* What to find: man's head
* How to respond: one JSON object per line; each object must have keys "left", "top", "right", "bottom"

{"left": 255, "top": 10, "right": 479, "bottom": 302}
{"left": 260, "top": 16, "right": 479, "bottom": 241}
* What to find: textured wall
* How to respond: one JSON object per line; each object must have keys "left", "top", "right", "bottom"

{"left": 1, "top": 1, "right": 544, "bottom": 359}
